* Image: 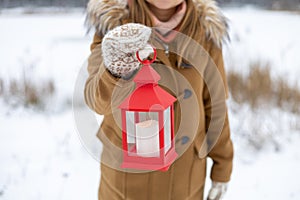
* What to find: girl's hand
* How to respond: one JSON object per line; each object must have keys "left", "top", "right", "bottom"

{"left": 207, "top": 181, "right": 228, "bottom": 200}
{"left": 101, "top": 23, "right": 152, "bottom": 78}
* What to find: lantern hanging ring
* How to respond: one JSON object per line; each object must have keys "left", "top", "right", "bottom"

{"left": 136, "top": 46, "right": 157, "bottom": 65}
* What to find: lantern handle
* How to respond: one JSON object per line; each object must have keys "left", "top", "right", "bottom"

{"left": 136, "top": 46, "right": 157, "bottom": 65}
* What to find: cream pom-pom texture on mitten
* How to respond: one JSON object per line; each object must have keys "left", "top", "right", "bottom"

{"left": 102, "top": 23, "right": 152, "bottom": 78}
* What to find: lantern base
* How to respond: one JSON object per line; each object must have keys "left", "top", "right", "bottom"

{"left": 121, "top": 151, "right": 178, "bottom": 172}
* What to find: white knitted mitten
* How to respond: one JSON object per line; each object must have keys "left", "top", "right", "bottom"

{"left": 101, "top": 23, "right": 152, "bottom": 78}
{"left": 207, "top": 181, "right": 228, "bottom": 200}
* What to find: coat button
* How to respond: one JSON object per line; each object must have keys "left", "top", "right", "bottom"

{"left": 181, "top": 61, "right": 192, "bottom": 68}
{"left": 181, "top": 136, "right": 190, "bottom": 145}
{"left": 183, "top": 89, "right": 192, "bottom": 99}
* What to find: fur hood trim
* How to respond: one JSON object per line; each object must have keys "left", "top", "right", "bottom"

{"left": 85, "top": 0, "right": 129, "bottom": 35}
{"left": 85, "top": 0, "right": 229, "bottom": 47}
{"left": 193, "top": 0, "right": 229, "bottom": 47}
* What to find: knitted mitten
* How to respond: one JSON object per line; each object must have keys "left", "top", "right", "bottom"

{"left": 102, "top": 23, "right": 152, "bottom": 78}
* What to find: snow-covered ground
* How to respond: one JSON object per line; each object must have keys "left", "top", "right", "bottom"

{"left": 1, "top": 7, "right": 300, "bottom": 200}
{"left": 224, "top": 7, "right": 300, "bottom": 86}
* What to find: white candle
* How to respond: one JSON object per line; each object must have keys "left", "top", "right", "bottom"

{"left": 136, "top": 120, "right": 160, "bottom": 157}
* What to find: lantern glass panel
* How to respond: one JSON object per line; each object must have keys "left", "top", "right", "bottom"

{"left": 164, "top": 107, "right": 171, "bottom": 154}
{"left": 126, "top": 111, "right": 136, "bottom": 156}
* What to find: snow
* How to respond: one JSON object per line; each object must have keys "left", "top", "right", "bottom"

{"left": 205, "top": 133, "right": 300, "bottom": 199}
{"left": 0, "top": 11, "right": 91, "bottom": 110}
{"left": 223, "top": 104, "right": 300, "bottom": 199}
{"left": 1, "top": 7, "right": 300, "bottom": 200}
{"left": 223, "top": 8, "right": 300, "bottom": 86}
{"left": 0, "top": 10, "right": 100, "bottom": 200}
{"left": 0, "top": 110, "right": 100, "bottom": 200}
{"left": 227, "top": 139, "right": 300, "bottom": 199}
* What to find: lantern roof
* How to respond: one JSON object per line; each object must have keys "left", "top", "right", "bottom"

{"left": 133, "top": 64, "right": 160, "bottom": 85}
{"left": 119, "top": 65, "right": 176, "bottom": 111}
{"left": 119, "top": 84, "right": 176, "bottom": 111}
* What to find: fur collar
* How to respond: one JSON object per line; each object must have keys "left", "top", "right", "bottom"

{"left": 85, "top": 0, "right": 229, "bottom": 47}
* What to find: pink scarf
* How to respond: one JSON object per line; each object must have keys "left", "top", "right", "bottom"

{"left": 150, "top": 1, "right": 187, "bottom": 43}
{"left": 128, "top": 0, "right": 187, "bottom": 43}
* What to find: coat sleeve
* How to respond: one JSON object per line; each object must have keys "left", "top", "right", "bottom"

{"left": 84, "top": 33, "right": 135, "bottom": 115}
{"left": 203, "top": 41, "right": 234, "bottom": 183}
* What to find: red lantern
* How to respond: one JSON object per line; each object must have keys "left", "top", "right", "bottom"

{"left": 119, "top": 48, "right": 177, "bottom": 171}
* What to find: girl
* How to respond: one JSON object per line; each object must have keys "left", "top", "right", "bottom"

{"left": 85, "top": 0, "right": 233, "bottom": 199}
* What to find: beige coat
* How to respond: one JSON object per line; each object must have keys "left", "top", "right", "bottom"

{"left": 84, "top": 0, "right": 234, "bottom": 199}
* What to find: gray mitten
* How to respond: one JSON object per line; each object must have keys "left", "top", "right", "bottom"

{"left": 101, "top": 23, "right": 152, "bottom": 78}
{"left": 207, "top": 181, "right": 228, "bottom": 200}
